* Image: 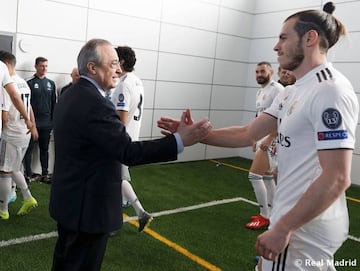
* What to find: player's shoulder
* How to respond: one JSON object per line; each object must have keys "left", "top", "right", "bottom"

{"left": 26, "top": 75, "right": 36, "bottom": 83}
{"left": 45, "top": 77, "right": 56, "bottom": 85}
{"left": 314, "top": 64, "right": 352, "bottom": 93}
{"left": 269, "top": 80, "right": 285, "bottom": 91}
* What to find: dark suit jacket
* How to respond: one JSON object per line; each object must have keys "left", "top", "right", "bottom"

{"left": 50, "top": 78, "right": 177, "bottom": 233}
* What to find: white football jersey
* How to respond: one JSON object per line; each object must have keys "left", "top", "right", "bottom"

{"left": 265, "top": 63, "right": 358, "bottom": 233}
{"left": 256, "top": 80, "right": 284, "bottom": 116}
{"left": 2, "top": 74, "right": 31, "bottom": 146}
{"left": 0, "top": 61, "right": 14, "bottom": 137}
{"left": 111, "top": 73, "right": 144, "bottom": 140}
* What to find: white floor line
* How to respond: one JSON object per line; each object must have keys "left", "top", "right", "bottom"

{"left": 124, "top": 196, "right": 258, "bottom": 222}
{"left": 0, "top": 197, "right": 359, "bottom": 247}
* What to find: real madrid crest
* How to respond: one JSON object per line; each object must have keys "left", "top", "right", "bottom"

{"left": 287, "top": 100, "right": 298, "bottom": 115}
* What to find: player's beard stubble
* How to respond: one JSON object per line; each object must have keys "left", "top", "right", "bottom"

{"left": 281, "top": 41, "right": 304, "bottom": 71}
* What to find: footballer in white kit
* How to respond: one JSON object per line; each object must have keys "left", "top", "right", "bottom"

{"left": 112, "top": 72, "right": 144, "bottom": 141}
{"left": 111, "top": 73, "right": 144, "bottom": 188}
{"left": 255, "top": 80, "right": 283, "bottom": 167}
{"left": 0, "top": 61, "right": 13, "bottom": 135}
{"left": 262, "top": 62, "right": 358, "bottom": 270}
{"left": 2, "top": 74, "right": 32, "bottom": 153}
{"left": 256, "top": 80, "right": 283, "bottom": 117}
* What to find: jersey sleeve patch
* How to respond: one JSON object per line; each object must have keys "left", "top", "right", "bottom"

{"left": 322, "top": 108, "right": 342, "bottom": 129}
{"left": 116, "top": 93, "right": 126, "bottom": 107}
{"left": 317, "top": 130, "right": 348, "bottom": 141}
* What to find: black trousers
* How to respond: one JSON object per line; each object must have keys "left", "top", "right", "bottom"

{"left": 23, "top": 127, "right": 52, "bottom": 177}
{"left": 51, "top": 223, "right": 109, "bottom": 271}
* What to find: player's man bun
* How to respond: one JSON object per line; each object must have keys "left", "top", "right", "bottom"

{"left": 323, "top": 2, "right": 335, "bottom": 14}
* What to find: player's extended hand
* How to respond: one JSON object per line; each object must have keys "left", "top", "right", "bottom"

{"left": 255, "top": 223, "right": 291, "bottom": 262}
{"left": 157, "top": 109, "right": 194, "bottom": 135}
{"left": 176, "top": 110, "right": 211, "bottom": 147}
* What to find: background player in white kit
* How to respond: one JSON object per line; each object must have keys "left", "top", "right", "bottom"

{"left": 246, "top": 62, "right": 284, "bottom": 230}
{"left": 157, "top": 2, "right": 358, "bottom": 270}
{"left": 0, "top": 51, "right": 38, "bottom": 220}
{"left": 111, "top": 46, "right": 152, "bottom": 232}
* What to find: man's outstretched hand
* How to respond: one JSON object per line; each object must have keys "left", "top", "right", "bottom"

{"left": 158, "top": 109, "right": 210, "bottom": 146}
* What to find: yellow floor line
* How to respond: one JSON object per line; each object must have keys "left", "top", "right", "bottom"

{"left": 209, "top": 159, "right": 249, "bottom": 172}
{"left": 346, "top": 196, "right": 360, "bottom": 203}
{"left": 209, "top": 159, "right": 360, "bottom": 203}
{"left": 123, "top": 214, "right": 222, "bottom": 271}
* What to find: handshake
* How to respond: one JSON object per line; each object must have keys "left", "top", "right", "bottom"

{"left": 158, "top": 109, "right": 212, "bottom": 147}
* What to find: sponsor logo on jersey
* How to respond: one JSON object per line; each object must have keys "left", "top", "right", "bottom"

{"left": 322, "top": 108, "right": 342, "bottom": 129}
{"left": 317, "top": 130, "right": 348, "bottom": 141}
{"left": 278, "top": 132, "right": 291, "bottom": 147}
{"left": 34, "top": 83, "right": 39, "bottom": 89}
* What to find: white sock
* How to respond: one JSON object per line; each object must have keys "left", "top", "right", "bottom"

{"left": 263, "top": 175, "right": 276, "bottom": 211}
{"left": 0, "top": 175, "right": 12, "bottom": 212}
{"left": 248, "top": 172, "right": 269, "bottom": 218}
{"left": 122, "top": 180, "right": 144, "bottom": 217}
{"left": 12, "top": 171, "right": 32, "bottom": 200}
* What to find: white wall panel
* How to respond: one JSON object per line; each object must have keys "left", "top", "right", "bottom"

{"left": 206, "top": 109, "right": 243, "bottom": 159}
{"left": 178, "top": 144, "right": 207, "bottom": 162}
{"left": 140, "top": 109, "right": 154, "bottom": 138}
{"left": 209, "top": 110, "right": 244, "bottom": 128}
{"left": 216, "top": 34, "right": 251, "bottom": 62}
{"left": 15, "top": 34, "right": 83, "bottom": 74}
{"left": 155, "top": 82, "right": 212, "bottom": 110}
{"left": 351, "top": 155, "right": 360, "bottom": 186}
{"left": 242, "top": 87, "right": 257, "bottom": 112}
{"left": 251, "top": 11, "right": 292, "bottom": 38}
{"left": 203, "top": 0, "right": 220, "bottom": 4}
{"left": 142, "top": 80, "right": 156, "bottom": 108}
{"left": 329, "top": 33, "right": 360, "bottom": 62}
{"left": 210, "top": 86, "right": 246, "bottom": 110}
{"left": 49, "top": 0, "right": 88, "bottom": 7}
{"left": 0, "top": 0, "right": 17, "bottom": 32}
{"left": 332, "top": 63, "right": 360, "bottom": 93}
{"left": 160, "top": 24, "right": 217, "bottom": 58}
{"left": 157, "top": 53, "right": 214, "bottom": 84}
{"left": 221, "top": 0, "right": 255, "bottom": 12}
{"left": 205, "top": 145, "right": 241, "bottom": 159}
{"left": 88, "top": 10, "right": 160, "bottom": 51}
{"left": 89, "top": 0, "right": 162, "bottom": 21}
{"left": 213, "top": 60, "right": 248, "bottom": 86}
{"left": 218, "top": 8, "right": 253, "bottom": 37}
{"left": 18, "top": 0, "right": 87, "bottom": 40}
{"left": 162, "top": 0, "right": 219, "bottom": 31}
{"left": 131, "top": 50, "right": 158, "bottom": 80}
{"left": 248, "top": 38, "right": 279, "bottom": 64}
{"left": 355, "top": 126, "right": 360, "bottom": 154}
{"left": 254, "top": 0, "right": 321, "bottom": 13}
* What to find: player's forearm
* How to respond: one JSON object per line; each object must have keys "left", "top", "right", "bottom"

{"left": 201, "top": 126, "right": 254, "bottom": 148}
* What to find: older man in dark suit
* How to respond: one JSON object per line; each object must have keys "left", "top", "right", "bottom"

{"left": 50, "top": 38, "right": 211, "bottom": 271}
